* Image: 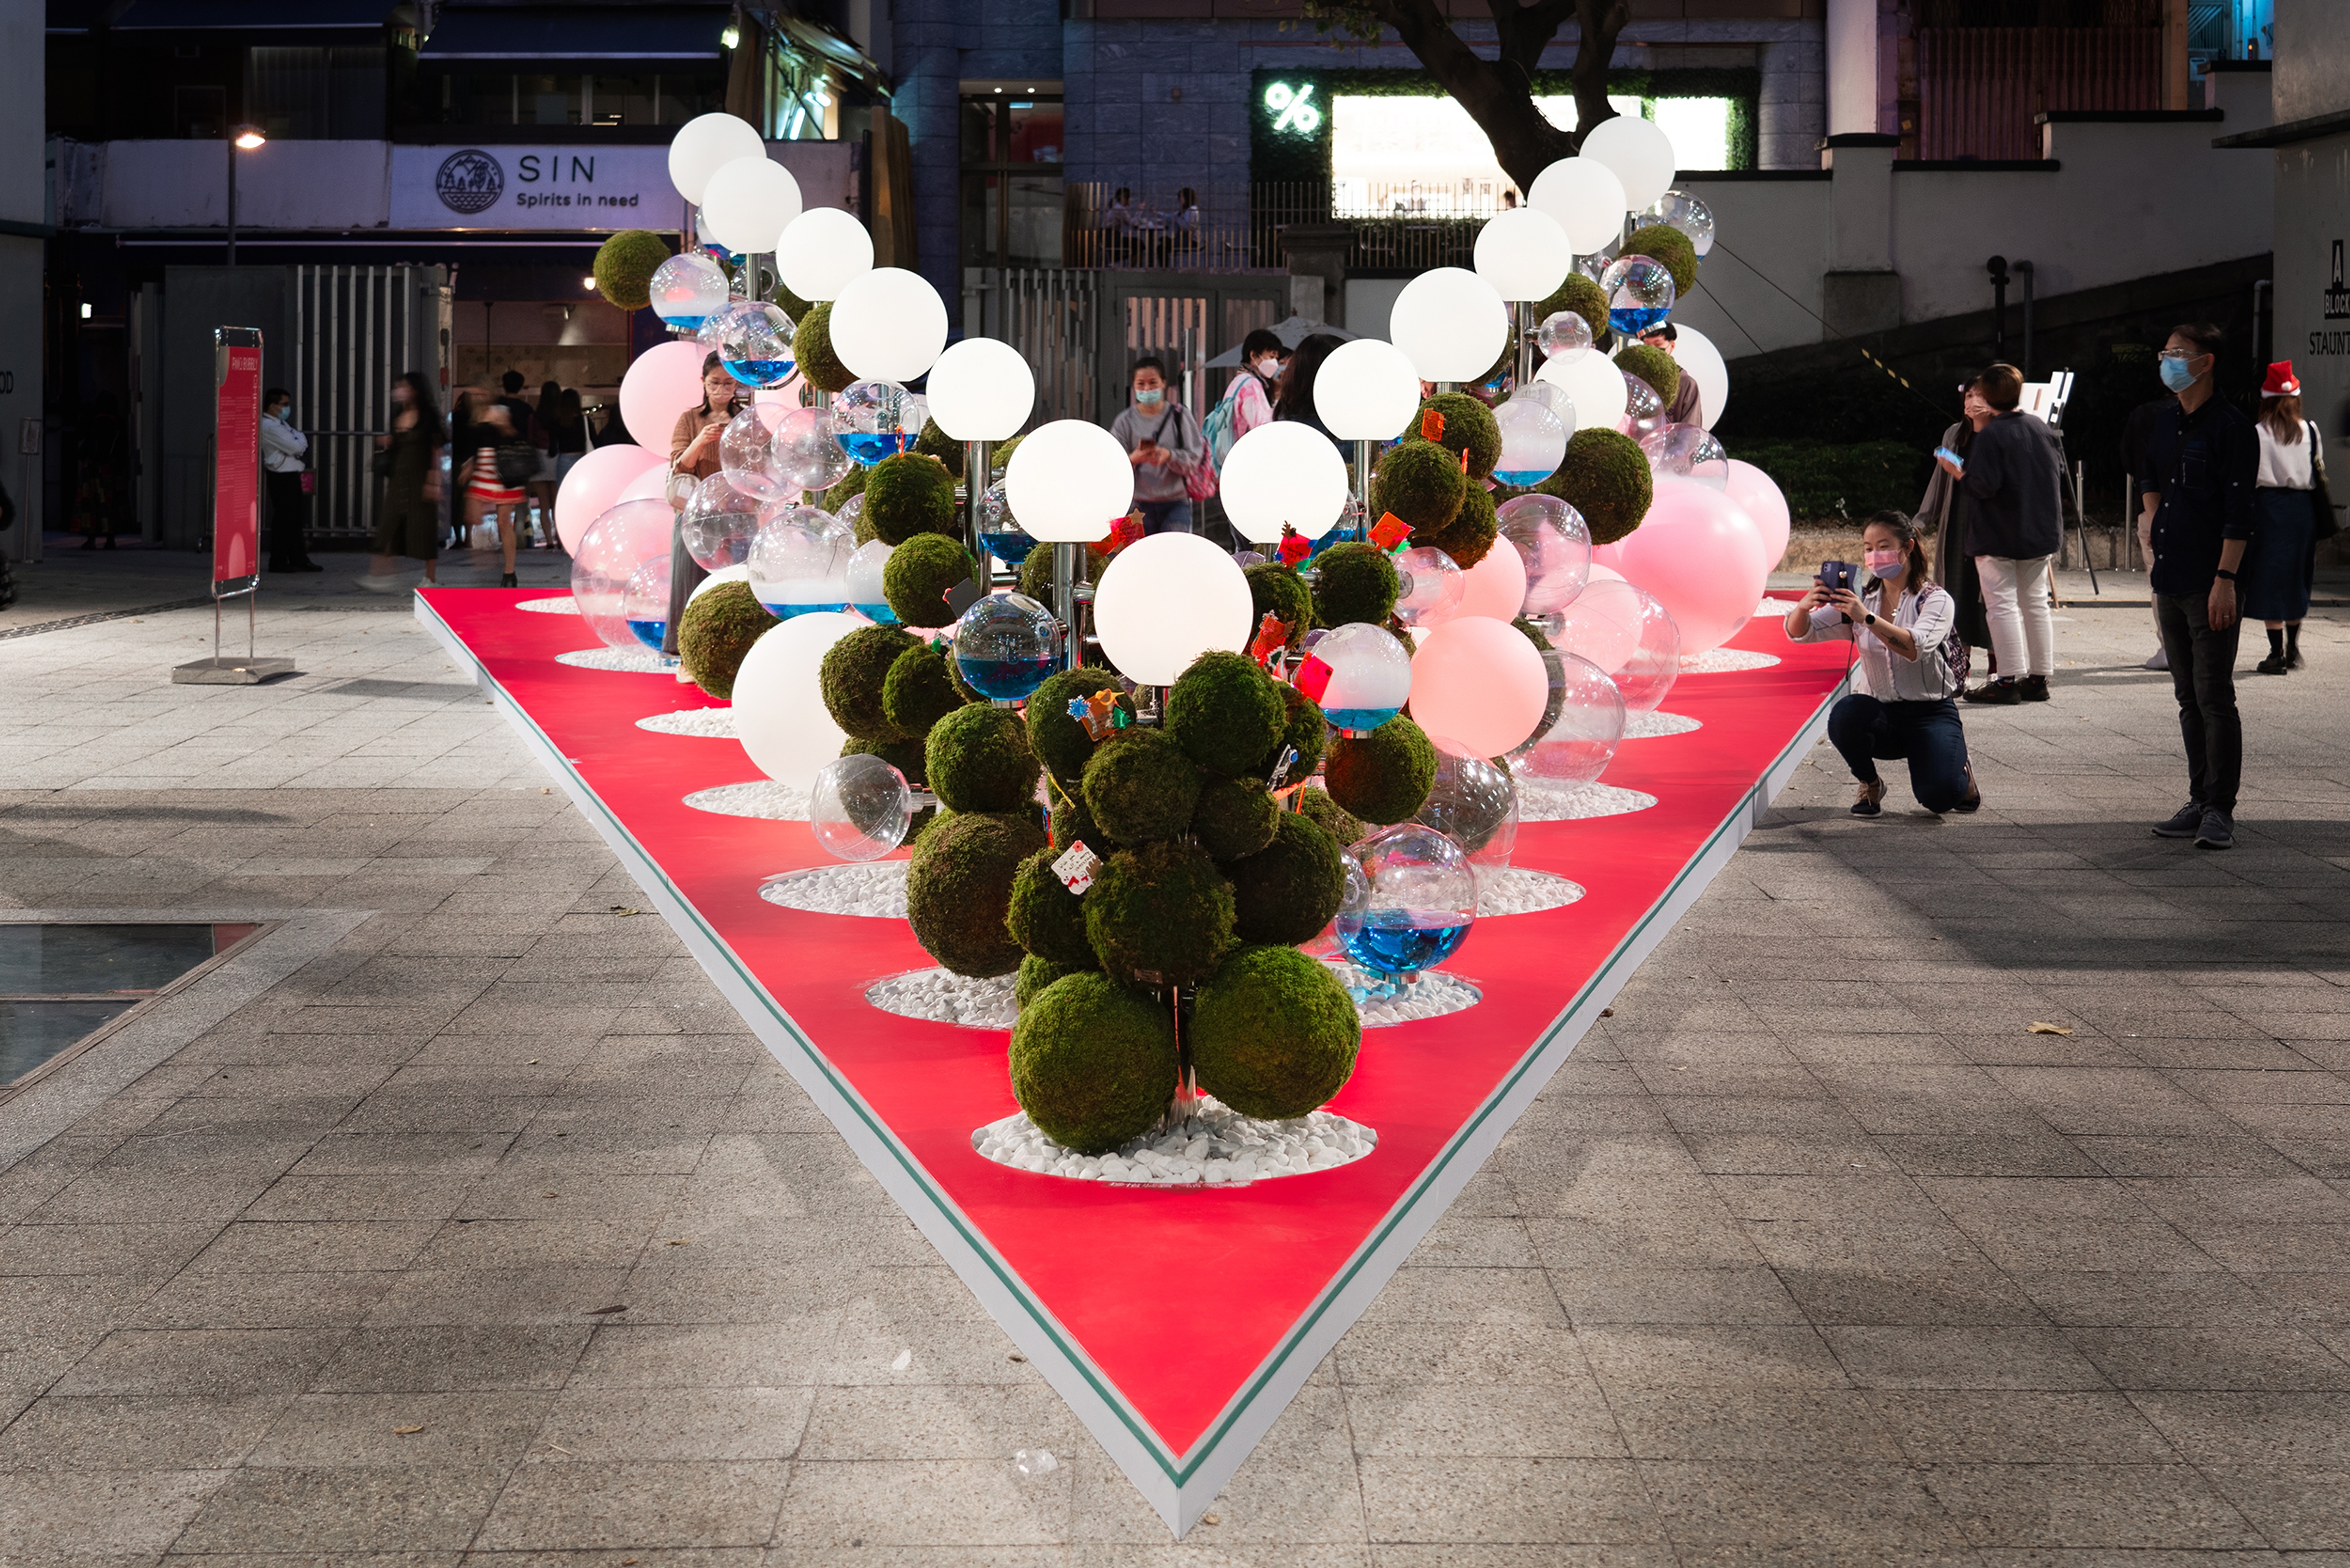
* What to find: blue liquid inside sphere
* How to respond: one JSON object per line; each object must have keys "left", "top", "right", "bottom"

{"left": 980, "top": 529, "right": 1037, "bottom": 567}
{"left": 1609, "top": 305, "right": 1671, "bottom": 335}
{"left": 1323, "top": 704, "right": 1401, "bottom": 734}
{"left": 758, "top": 599, "right": 850, "bottom": 620}
{"left": 627, "top": 618, "right": 667, "bottom": 649}
{"left": 723, "top": 356, "right": 796, "bottom": 387}
{"left": 836, "top": 432, "right": 910, "bottom": 466}
{"left": 1339, "top": 909, "right": 1471, "bottom": 976}
{"left": 852, "top": 600, "right": 898, "bottom": 624}
{"left": 956, "top": 654, "right": 1058, "bottom": 702}
{"left": 1491, "top": 467, "right": 1554, "bottom": 488}
{"left": 660, "top": 313, "right": 711, "bottom": 332}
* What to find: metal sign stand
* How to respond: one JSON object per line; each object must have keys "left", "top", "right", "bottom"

{"left": 176, "top": 326, "right": 294, "bottom": 684}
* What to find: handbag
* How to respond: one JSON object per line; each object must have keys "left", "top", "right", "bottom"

{"left": 1169, "top": 407, "right": 1217, "bottom": 504}
{"left": 2308, "top": 421, "right": 2338, "bottom": 541}
{"left": 494, "top": 438, "right": 539, "bottom": 486}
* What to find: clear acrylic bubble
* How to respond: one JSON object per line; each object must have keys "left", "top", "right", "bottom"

{"left": 1491, "top": 395, "right": 1567, "bottom": 488}
{"left": 838, "top": 491, "right": 867, "bottom": 533}
{"left": 847, "top": 539, "right": 895, "bottom": 623}
{"left": 1295, "top": 621, "right": 1414, "bottom": 735}
{"left": 719, "top": 403, "right": 795, "bottom": 501}
{"left": 1619, "top": 372, "right": 1668, "bottom": 440}
{"left": 952, "top": 591, "right": 1060, "bottom": 701}
{"left": 1514, "top": 378, "right": 1578, "bottom": 443}
{"left": 1600, "top": 255, "right": 1677, "bottom": 336}
{"left": 1639, "top": 422, "right": 1729, "bottom": 489}
{"left": 1510, "top": 648, "right": 1625, "bottom": 785}
{"left": 808, "top": 753, "right": 913, "bottom": 862}
{"left": 760, "top": 499, "right": 845, "bottom": 539}
{"left": 681, "top": 472, "right": 762, "bottom": 570}
{"left": 977, "top": 480, "right": 1037, "bottom": 567}
{"left": 1616, "top": 588, "right": 1683, "bottom": 714}
{"left": 1335, "top": 822, "right": 1479, "bottom": 979}
{"left": 1551, "top": 573, "right": 1644, "bottom": 676}
{"left": 1415, "top": 737, "right": 1519, "bottom": 894}
{"left": 621, "top": 555, "right": 673, "bottom": 653}
{"left": 1575, "top": 237, "right": 1621, "bottom": 283}
{"left": 1537, "top": 310, "right": 1594, "bottom": 362}
{"left": 1392, "top": 546, "right": 1464, "bottom": 629}
{"left": 647, "top": 252, "right": 731, "bottom": 331}
{"left": 746, "top": 515, "right": 853, "bottom": 619}
{"left": 834, "top": 379, "right": 914, "bottom": 467}
{"left": 776, "top": 405, "right": 852, "bottom": 493}
{"left": 570, "top": 498, "right": 677, "bottom": 653}
{"left": 1495, "top": 493, "right": 1592, "bottom": 618}
{"left": 709, "top": 299, "right": 798, "bottom": 387}
{"left": 1645, "top": 189, "right": 1716, "bottom": 257}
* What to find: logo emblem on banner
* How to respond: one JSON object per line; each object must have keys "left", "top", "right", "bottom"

{"left": 436, "top": 149, "right": 504, "bottom": 214}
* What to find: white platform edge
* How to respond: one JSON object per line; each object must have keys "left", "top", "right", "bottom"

{"left": 417, "top": 593, "right": 1849, "bottom": 1537}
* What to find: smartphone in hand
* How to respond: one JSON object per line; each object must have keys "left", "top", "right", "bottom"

{"left": 1934, "top": 446, "right": 1964, "bottom": 473}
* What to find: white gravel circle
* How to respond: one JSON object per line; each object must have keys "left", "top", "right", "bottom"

{"left": 520, "top": 597, "right": 583, "bottom": 615}
{"left": 1623, "top": 711, "right": 1701, "bottom": 739}
{"left": 1477, "top": 867, "right": 1586, "bottom": 917}
{"left": 866, "top": 963, "right": 1481, "bottom": 1031}
{"left": 761, "top": 862, "right": 908, "bottom": 917}
{"left": 557, "top": 646, "right": 677, "bottom": 673}
{"left": 973, "top": 1098, "right": 1377, "bottom": 1186}
{"left": 1680, "top": 648, "right": 1780, "bottom": 674}
{"left": 640, "top": 708, "right": 738, "bottom": 738}
{"left": 1514, "top": 778, "right": 1659, "bottom": 823}
{"left": 682, "top": 780, "right": 810, "bottom": 821}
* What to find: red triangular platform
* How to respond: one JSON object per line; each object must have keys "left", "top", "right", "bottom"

{"left": 417, "top": 589, "right": 1849, "bottom": 1533}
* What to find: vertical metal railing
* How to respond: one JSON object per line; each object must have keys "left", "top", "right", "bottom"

{"left": 289, "top": 264, "right": 445, "bottom": 539}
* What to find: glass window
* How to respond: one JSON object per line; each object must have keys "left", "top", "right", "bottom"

{"left": 961, "top": 95, "right": 1065, "bottom": 269}
{"left": 1009, "top": 103, "right": 1062, "bottom": 164}
{"left": 174, "top": 84, "right": 226, "bottom": 140}
{"left": 961, "top": 99, "right": 999, "bottom": 163}
{"left": 0, "top": 924, "right": 261, "bottom": 1088}
{"left": 592, "top": 75, "right": 658, "bottom": 127}
{"left": 518, "top": 75, "right": 580, "bottom": 127}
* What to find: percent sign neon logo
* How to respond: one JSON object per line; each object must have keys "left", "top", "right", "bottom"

{"left": 1264, "top": 82, "right": 1321, "bottom": 135}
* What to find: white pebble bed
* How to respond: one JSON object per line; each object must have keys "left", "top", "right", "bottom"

{"left": 682, "top": 780, "right": 810, "bottom": 821}
{"left": 867, "top": 963, "right": 1481, "bottom": 1031}
{"left": 557, "top": 646, "right": 676, "bottom": 673}
{"left": 1622, "top": 711, "right": 1701, "bottom": 739}
{"left": 1679, "top": 648, "right": 1780, "bottom": 674}
{"left": 639, "top": 707, "right": 738, "bottom": 738}
{"left": 1475, "top": 867, "right": 1585, "bottom": 917}
{"left": 972, "top": 1097, "right": 1377, "bottom": 1186}
{"left": 761, "top": 862, "right": 909, "bottom": 917}
{"left": 1351, "top": 969, "right": 1484, "bottom": 1025}
{"left": 1513, "top": 778, "right": 1660, "bottom": 823}
{"left": 1755, "top": 596, "right": 1799, "bottom": 616}
{"left": 519, "top": 596, "right": 582, "bottom": 615}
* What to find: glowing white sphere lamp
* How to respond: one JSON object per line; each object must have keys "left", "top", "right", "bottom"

{"left": 1527, "top": 157, "right": 1630, "bottom": 254}
{"left": 1220, "top": 422, "right": 1351, "bottom": 545}
{"left": 828, "top": 266, "right": 949, "bottom": 383}
{"left": 733, "top": 610, "right": 862, "bottom": 794}
{"left": 668, "top": 112, "right": 764, "bottom": 205}
{"left": 775, "top": 207, "right": 874, "bottom": 302}
{"left": 1672, "top": 323, "right": 1731, "bottom": 430}
{"left": 926, "top": 337, "right": 1035, "bottom": 441}
{"left": 1315, "top": 339, "right": 1423, "bottom": 441}
{"left": 1004, "top": 419, "right": 1130, "bottom": 542}
{"left": 1387, "top": 267, "right": 1510, "bottom": 386}
{"left": 1580, "top": 114, "right": 1678, "bottom": 211}
{"left": 1093, "top": 532, "right": 1255, "bottom": 687}
{"left": 698, "top": 155, "right": 802, "bottom": 256}
{"left": 1473, "top": 207, "right": 1574, "bottom": 302}
{"left": 1539, "top": 344, "right": 1630, "bottom": 429}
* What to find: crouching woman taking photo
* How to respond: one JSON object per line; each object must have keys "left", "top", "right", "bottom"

{"left": 1785, "top": 510, "right": 1982, "bottom": 818}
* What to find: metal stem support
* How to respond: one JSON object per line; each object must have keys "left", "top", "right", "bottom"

{"left": 1513, "top": 299, "right": 1537, "bottom": 389}
{"left": 963, "top": 438, "right": 993, "bottom": 591}
{"left": 1053, "top": 540, "right": 1078, "bottom": 670}
{"left": 1351, "top": 438, "right": 1375, "bottom": 539}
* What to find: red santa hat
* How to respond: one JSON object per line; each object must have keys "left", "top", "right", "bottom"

{"left": 2261, "top": 360, "right": 2300, "bottom": 397}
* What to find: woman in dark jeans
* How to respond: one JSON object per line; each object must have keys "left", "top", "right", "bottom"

{"left": 1913, "top": 379, "right": 1994, "bottom": 671}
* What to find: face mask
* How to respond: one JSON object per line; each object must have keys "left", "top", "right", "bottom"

{"left": 1866, "top": 551, "right": 1904, "bottom": 580}
{"left": 2159, "top": 356, "right": 2199, "bottom": 394}
{"left": 1255, "top": 357, "right": 1281, "bottom": 379}
{"left": 1135, "top": 388, "right": 1163, "bottom": 407}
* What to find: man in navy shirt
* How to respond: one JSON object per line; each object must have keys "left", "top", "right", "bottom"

{"left": 2139, "top": 323, "right": 2258, "bottom": 850}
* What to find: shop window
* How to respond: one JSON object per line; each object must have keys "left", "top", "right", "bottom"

{"left": 174, "top": 84, "right": 226, "bottom": 140}
{"left": 250, "top": 47, "right": 387, "bottom": 140}
{"left": 1330, "top": 92, "right": 1730, "bottom": 217}
{"left": 961, "top": 95, "right": 1066, "bottom": 269}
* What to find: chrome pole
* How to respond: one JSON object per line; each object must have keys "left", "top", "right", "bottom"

{"left": 964, "top": 438, "right": 992, "bottom": 591}
{"left": 1053, "top": 542, "right": 1078, "bottom": 670}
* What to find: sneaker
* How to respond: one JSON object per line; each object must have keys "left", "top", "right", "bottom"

{"left": 2194, "top": 808, "right": 2235, "bottom": 851}
{"left": 2019, "top": 675, "right": 2050, "bottom": 701}
{"left": 1964, "top": 679, "right": 2022, "bottom": 705}
{"left": 2256, "top": 651, "right": 2288, "bottom": 675}
{"left": 2151, "top": 801, "right": 2204, "bottom": 838}
{"left": 2143, "top": 647, "right": 2169, "bottom": 671}
{"left": 1851, "top": 778, "right": 1885, "bottom": 818}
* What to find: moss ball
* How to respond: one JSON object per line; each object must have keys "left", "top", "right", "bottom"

{"left": 1539, "top": 427, "right": 1654, "bottom": 545}
{"left": 1166, "top": 651, "right": 1286, "bottom": 778}
{"left": 1259, "top": 682, "right": 1328, "bottom": 785}
{"left": 822, "top": 462, "right": 868, "bottom": 516}
{"left": 1369, "top": 440, "right": 1468, "bottom": 534}
{"left": 1244, "top": 562, "right": 1313, "bottom": 652}
{"left": 1086, "top": 840, "right": 1236, "bottom": 985}
{"left": 1007, "top": 848, "right": 1096, "bottom": 969}
{"left": 592, "top": 230, "right": 669, "bottom": 312}
{"left": 864, "top": 454, "right": 959, "bottom": 547}
{"left": 1621, "top": 222, "right": 1698, "bottom": 297}
{"left": 1080, "top": 729, "right": 1201, "bottom": 845}
{"left": 905, "top": 809, "right": 1045, "bottom": 977}
{"left": 1533, "top": 273, "right": 1613, "bottom": 353}
{"left": 1018, "top": 539, "right": 1109, "bottom": 602}
{"left": 1418, "top": 393, "right": 1502, "bottom": 481}
{"left": 842, "top": 733, "right": 930, "bottom": 788}
{"left": 1296, "top": 783, "right": 1367, "bottom": 846}
{"left": 912, "top": 418, "right": 964, "bottom": 479}
{"left": 1513, "top": 614, "right": 1553, "bottom": 653}
{"left": 1192, "top": 774, "right": 1281, "bottom": 861}
{"left": 925, "top": 703, "right": 1040, "bottom": 815}
{"left": 1416, "top": 480, "right": 1498, "bottom": 570}
{"left": 881, "top": 640, "right": 969, "bottom": 737}
{"left": 676, "top": 580, "right": 775, "bottom": 700}
{"left": 1613, "top": 342, "right": 1682, "bottom": 409}
{"left": 793, "top": 301, "right": 855, "bottom": 394}
{"left": 1311, "top": 541, "right": 1401, "bottom": 629}
{"left": 1225, "top": 811, "right": 1346, "bottom": 946}
{"left": 1325, "top": 715, "right": 1438, "bottom": 824}
{"left": 1048, "top": 778, "right": 1103, "bottom": 854}
{"left": 1009, "top": 972, "right": 1178, "bottom": 1154}
{"left": 820, "top": 625, "right": 920, "bottom": 742}
{"left": 882, "top": 532, "right": 975, "bottom": 628}
{"left": 1192, "top": 945, "right": 1361, "bottom": 1121}
{"left": 1015, "top": 952, "right": 1093, "bottom": 1010}
{"left": 1027, "top": 666, "right": 1136, "bottom": 787}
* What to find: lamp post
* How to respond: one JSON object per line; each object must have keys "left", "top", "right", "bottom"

{"left": 226, "top": 125, "right": 266, "bottom": 267}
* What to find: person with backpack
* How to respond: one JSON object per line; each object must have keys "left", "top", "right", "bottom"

{"left": 1204, "top": 329, "right": 1287, "bottom": 473}
{"left": 1782, "top": 510, "right": 1982, "bottom": 817}
{"left": 1109, "top": 356, "right": 1207, "bottom": 536}
{"left": 467, "top": 401, "right": 538, "bottom": 587}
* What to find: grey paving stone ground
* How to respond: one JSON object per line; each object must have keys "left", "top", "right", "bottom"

{"left": 3, "top": 555, "right": 2349, "bottom": 1565}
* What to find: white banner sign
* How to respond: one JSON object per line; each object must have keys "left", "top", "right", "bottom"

{"left": 389, "top": 145, "right": 682, "bottom": 231}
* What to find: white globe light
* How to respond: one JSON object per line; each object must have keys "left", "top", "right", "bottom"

{"left": 1473, "top": 207, "right": 1574, "bottom": 303}
{"left": 1527, "top": 157, "right": 1630, "bottom": 253}
{"left": 698, "top": 155, "right": 802, "bottom": 256}
{"left": 1220, "top": 422, "right": 1351, "bottom": 545}
{"left": 1538, "top": 345, "right": 1629, "bottom": 429}
{"left": 925, "top": 336, "right": 1036, "bottom": 441}
{"left": 1315, "top": 338, "right": 1423, "bottom": 441}
{"left": 829, "top": 266, "right": 949, "bottom": 383}
{"left": 1387, "top": 267, "right": 1510, "bottom": 384}
{"left": 1092, "top": 532, "right": 1255, "bottom": 686}
{"left": 1580, "top": 114, "right": 1678, "bottom": 212}
{"left": 1672, "top": 323, "right": 1730, "bottom": 430}
{"left": 668, "top": 112, "right": 764, "bottom": 206}
{"left": 776, "top": 207, "right": 873, "bottom": 302}
{"left": 733, "top": 610, "right": 861, "bottom": 793}
{"left": 1004, "top": 419, "right": 1131, "bottom": 542}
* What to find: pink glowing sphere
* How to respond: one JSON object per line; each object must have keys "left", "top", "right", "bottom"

{"left": 1454, "top": 535, "right": 1529, "bottom": 622}
{"left": 1725, "top": 458, "right": 1792, "bottom": 572}
{"left": 554, "top": 443, "right": 665, "bottom": 554}
{"left": 1610, "top": 477, "right": 1770, "bottom": 655}
{"left": 618, "top": 340, "right": 712, "bottom": 466}
{"left": 1406, "top": 614, "right": 1551, "bottom": 756}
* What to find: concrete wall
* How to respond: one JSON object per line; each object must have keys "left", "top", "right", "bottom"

{"left": 2, "top": 0, "right": 39, "bottom": 563}
{"left": 2271, "top": 0, "right": 2349, "bottom": 125}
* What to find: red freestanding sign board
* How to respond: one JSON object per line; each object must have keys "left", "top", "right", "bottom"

{"left": 213, "top": 330, "right": 263, "bottom": 586}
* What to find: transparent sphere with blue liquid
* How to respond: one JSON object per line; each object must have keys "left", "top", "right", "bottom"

{"left": 1297, "top": 621, "right": 1414, "bottom": 735}
{"left": 647, "top": 252, "right": 731, "bottom": 332}
{"left": 1600, "top": 255, "right": 1677, "bottom": 336}
{"left": 681, "top": 473, "right": 762, "bottom": 570}
{"left": 846, "top": 539, "right": 895, "bottom": 623}
{"left": 1537, "top": 310, "right": 1594, "bottom": 363}
{"left": 1336, "top": 822, "right": 1480, "bottom": 979}
{"left": 977, "top": 481, "right": 1037, "bottom": 568}
{"left": 952, "top": 592, "right": 1061, "bottom": 702}
{"left": 1415, "top": 739, "right": 1519, "bottom": 894}
{"left": 747, "top": 516, "right": 853, "bottom": 619}
{"left": 834, "top": 380, "right": 914, "bottom": 467}
{"left": 621, "top": 556, "right": 673, "bottom": 653}
{"left": 808, "top": 753, "right": 915, "bottom": 862}
{"left": 1491, "top": 395, "right": 1567, "bottom": 488}
{"left": 710, "top": 299, "right": 798, "bottom": 388}
{"left": 1644, "top": 189, "right": 1716, "bottom": 258}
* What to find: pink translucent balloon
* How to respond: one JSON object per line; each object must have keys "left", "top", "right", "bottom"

{"left": 1455, "top": 537, "right": 1528, "bottom": 622}
{"left": 1589, "top": 545, "right": 1625, "bottom": 576}
{"left": 1406, "top": 615, "right": 1551, "bottom": 756}
{"left": 1616, "top": 589, "right": 1683, "bottom": 713}
{"left": 569, "top": 499, "right": 679, "bottom": 652}
{"left": 1725, "top": 458, "right": 1792, "bottom": 570}
{"left": 616, "top": 464, "right": 672, "bottom": 506}
{"left": 619, "top": 340, "right": 711, "bottom": 466}
{"left": 1611, "top": 477, "right": 1770, "bottom": 655}
{"left": 1514, "top": 648, "right": 1625, "bottom": 785}
{"left": 554, "top": 444, "right": 664, "bottom": 554}
{"left": 1551, "top": 575, "right": 1643, "bottom": 674}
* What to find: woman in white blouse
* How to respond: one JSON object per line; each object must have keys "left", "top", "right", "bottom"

{"left": 2244, "top": 360, "right": 2325, "bottom": 674}
{"left": 1785, "top": 510, "right": 1982, "bottom": 818}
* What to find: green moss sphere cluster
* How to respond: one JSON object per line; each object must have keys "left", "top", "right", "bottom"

{"left": 1009, "top": 972, "right": 1179, "bottom": 1154}
{"left": 906, "top": 810, "right": 1046, "bottom": 977}
{"left": 1534, "top": 273, "right": 1613, "bottom": 352}
{"left": 1081, "top": 730, "right": 1201, "bottom": 845}
{"left": 1244, "top": 562, "right": 1313, "bottom": 652}
{"left": 1311, "top": 542, "right": 1401, "bottom": 629}
{"left": 1016, "top": 952, "right": 1091, "bottom": 1010}
{"left": 822, "top": 463, "right": 868, "bottom": 516}
{"left": 1226, "top": 811, "right": 1346, "bottom": 946}
{"left": 592, "top": 230, "right": 669, "bottom": 312}
{"left": 881, "top": 641, "right": 969, "bottom": 737}
{"left": 1415, "top": 480, "right": 1498, "bottom": 570}
{"left": 1048, "top": 780, "right": 1102, "bottom": 854}
{"left": 1086, "top": 840, "right": 1235, "bottom": 984}
{"left": 1007, "top": 849, "right": 1097, "bottom": 969}
{"left": 1027, "top": 667, "right": 1135, "bottom": 787}
{"left": 1191, "top": 944, "right": 1362, "bottom": 1121}
{"left": 1613, "top": 343, "right": 1682, "bottom": 409}
{"left": 1417, "top": 394, "right": 1502, "bottom": 481}
{"left": 912, "top": 418, "right": 964, "bottom": 479}
{"left": 793, "top": 302, "right": 855, "bottom": 394}
{"left": 1326, "top": 715, "right": 1438, "bottom": 824}
{"left": 1370, "top": 440, "right": 1468, "bottom": 536}
{"left": 820, "top": 625, "right": 920, "bottom": 742}
{"left": 1621, "top": 223, "right": 1699, "bottom": 296}
{"left": 676, "top": 581, "right": 775, "bottom": 700}
{"left": 864, "top": 454, "right": 959, "bottom": 547}
{"left": 1296, "top": 784, "right": 1367, "bottom": 848}
{"left": 1192, "top": 774, "right": 1281, "bottom": 861}
{"left": 1263, "top": 683, "right": 1329, "bottom": 785}
{"left": 1539, "top": 427, "right": 1655, "bottom": 545}
{"left": 926, "top": 703, "right": 1041, "bottom": 815}
{"left": 1166, "top": 652, "right": 1285, "bottom": 777}
{"left": 882, "top": 533, "right": 975, "bottom": 627}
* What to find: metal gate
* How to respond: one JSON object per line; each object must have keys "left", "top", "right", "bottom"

{"left": 288, "top": 265, "right": 452, "bottom": 539}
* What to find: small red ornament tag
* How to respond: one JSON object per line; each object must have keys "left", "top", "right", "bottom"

{"left": 1249, "top": 611, "right": 1292, "bottom": 668}
{"left": 1369, "top": 511, "right": 1414, "bottom": 551}
{"left": 1052, "top": 840, "right": 1101, "bottom": 895}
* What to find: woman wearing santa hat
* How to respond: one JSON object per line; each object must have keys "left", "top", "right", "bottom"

{"left": 2244, "top": 360, "right": 2328, "bottom": 674}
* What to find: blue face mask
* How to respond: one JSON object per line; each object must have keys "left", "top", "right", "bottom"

{"left": 2158, "top": 355, "right": 2199, "bottom": 394}
{"left": 1135, "top": 388, "right": 1163, "bottom": 407}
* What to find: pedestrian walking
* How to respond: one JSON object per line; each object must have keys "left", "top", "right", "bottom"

{"left": 1205, "top": 327, "right": 1286, "bottom": 466}
{"left": 1273, "top": 333, "right": 1346, "bottom": 442}
{"left": 1635, "top": 324, "right": 1704, "bottom": 427}
{"left": 662, "top": 355, "right": 747, "bottom": 651}
{"left": 1782, "top": 510, "right": 1980, "bottom": 816}
{"left": 2245, "top": 360, "right": 2324, "bottom": 674}
{"left": 364, "top": 371, "right": 445, "bottom": 588}
{"left": 259, "top": 387, "right": 320, "bottom": 572}
{"left": 1109, "top": 356, "right": 1206, "bottom": 536}
{"left": 1913, "top": 381, "right": 1995, "bottom": 670}
{"left": 1938, "top": 363, "right": 2064, "bottom": 704}
{"left": 467, "top": 402, "right": 537, "bottom": 586}
{"left": 2142, "top": 322, "right": 2258, "bottom": 850}
{"left": 529, "top": 379, "right": 564, "bottom": 547}
{"left": 2122, "top": 391, "right": 2178, "bottom": 670}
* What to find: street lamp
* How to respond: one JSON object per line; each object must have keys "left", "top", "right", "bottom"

{"left": 227, "top": 124, "right": 266, "bottom": 266}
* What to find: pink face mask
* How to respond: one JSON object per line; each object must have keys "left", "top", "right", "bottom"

{"left": 1865, "top": 550, "right": 1904, "bottom": 580}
